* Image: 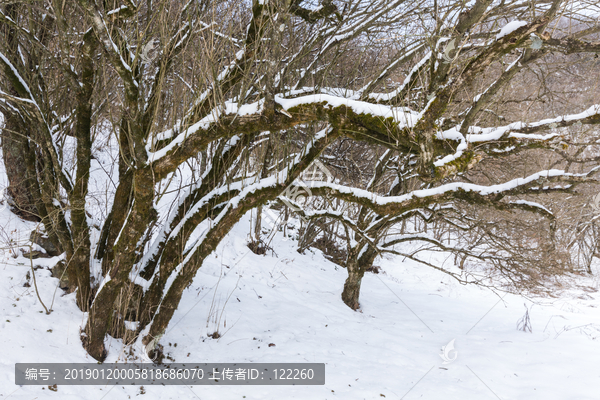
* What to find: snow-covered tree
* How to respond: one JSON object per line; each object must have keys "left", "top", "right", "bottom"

{"left": 1, "top": 0, "right": 599, "bottom": 360}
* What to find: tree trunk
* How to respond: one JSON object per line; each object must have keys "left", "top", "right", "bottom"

{"left": 341, "top": 263, "right": 365, "bottom": 310}
{"left": 341, "top": 244, "right": 378, "bottom": 310}
{"left": 67, "top": 30, "right": 97, "bottom": 310}
{"left": 1, "top": 117, "right": 40, "bottom": 221}
{"left": 84, "top": 170, "right": 157, "bottom": 361}
{"left": 0, "top": 5, "right": 40, "bottom": 222}
{"left": 254, "top": 206, "right": 262, "bottom": 242}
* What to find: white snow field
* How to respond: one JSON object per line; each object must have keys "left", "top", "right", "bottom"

{"left": 1, "top": 206, "right": 599, "bottom": 400}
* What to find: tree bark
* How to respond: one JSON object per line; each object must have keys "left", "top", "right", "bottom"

{"left": 0, "top": 4, "right": 40, "bottom": 222}
{"left": 1, "top": 116, "right": 39, "bottom": 221}
{"left": 341, "top": 262, "right": 365, "bottom": 310}
{"left": 84, "top": 169, "right": 157, "bottom": 361}
{"left": 341, "top": 244, "right": 378, "bottom": 310}
{"left": 68, "top": 29, "right": 97, "bottom": 310}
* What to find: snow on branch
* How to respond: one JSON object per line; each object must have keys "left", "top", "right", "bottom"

{"left": 496, "top": 20, "right": 528, "bottom": 40}
{"left": 508, "top": 200, "right": 553, "bottom": 218}
{"left": 432, "top": 104, "right": 600, "bottom": 169}
{"left": 465, "top": 104, "right": 600, "bottom": 142}
{"left": 0, "top": 50, "right": 34, "bottom": 99}
{"left": 0, "top": 50, "right": 74, "bottom": 192}
{"left": 305, "top": 168, "right": 597, "bottom": 216}
{"left": 289, "top": 0, "right": 416, "bottom": 89}
{"left": 359, "top": 43, "right": 426, "bottom": 99}
{"left": 275, "top": 94, "right": 419, "bottom": 127}
{"left": 77, "top": 0, "right": 138, "bottom": 99}
{"left": 290, "top": 0, "right": 339, "bottom": 24}
{"left": 197, "top": 20, "right": 241, "bottom": 46}
{"left": 150, "top": 126, "right": 339, "bottom": 304}
{"left": 148, "top": 93, "right": 423, "bottom": 179}
{"left": 367, "top": 51, "right": 431, "bottom": 102}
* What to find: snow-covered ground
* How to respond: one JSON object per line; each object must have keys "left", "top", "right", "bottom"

{"left": 1, "top": 206, "right": 600, "bottom": 400}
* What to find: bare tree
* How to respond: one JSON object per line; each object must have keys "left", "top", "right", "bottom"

{"left": 1, "top": 0, "right": 600, "bottom": 361}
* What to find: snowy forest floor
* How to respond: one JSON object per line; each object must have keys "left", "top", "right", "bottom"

{"left": 1, "top": 205, "right": 600, "bottom": 400}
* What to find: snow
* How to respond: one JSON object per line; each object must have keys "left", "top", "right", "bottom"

{"left": 360, "top": 43, "right": 425, "bottom": 96}
{"left": 491, "top": 145, "right": 515, "bottom": 153}
{"left": 528, "top": 104, "right": 600, "bottom": 127}
{"left": 462, "top": 104, "right": 600, "bottom": 144}
{"left": 146, "top": 100, "right": 264, "bottom": 163}
{"left": 147, "top": 94, "right": 421, "bottom": 164}
{"left": 2, "top": 93, "right": 600, "bottom": 400}
{"left": 434, "top": 127, "right": 467, "bottom": 167}
{"left": 434, "top": 102, "right": 597, "bottom": 167}
{"left": 306, "top": 169, "right": 579, "bottom": 208}
{"left": 1, "top": 209, "right": 599, "bottom": 399}
{"left": 0, "top": 118, "right": 598, "bottom": 398}
{"left": 509, "top": 199, "right": 552, "bottom": 214}
{"left": 369, "top": 51, "right": 432, "bottom": 102}
{"left": 198, "top": 21, "right": 240, "bottom": 45}
{"left": 496, "top": 21, "right": 528, "bottom": 40}
{"left": 275, "top": 94, "right": 420, "bottom": 128}
{"left": 106, "top": 5, "right": 128, "bottom": 15}
{"left": 0, "top": 50, "right": 34, "bottom": 100}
